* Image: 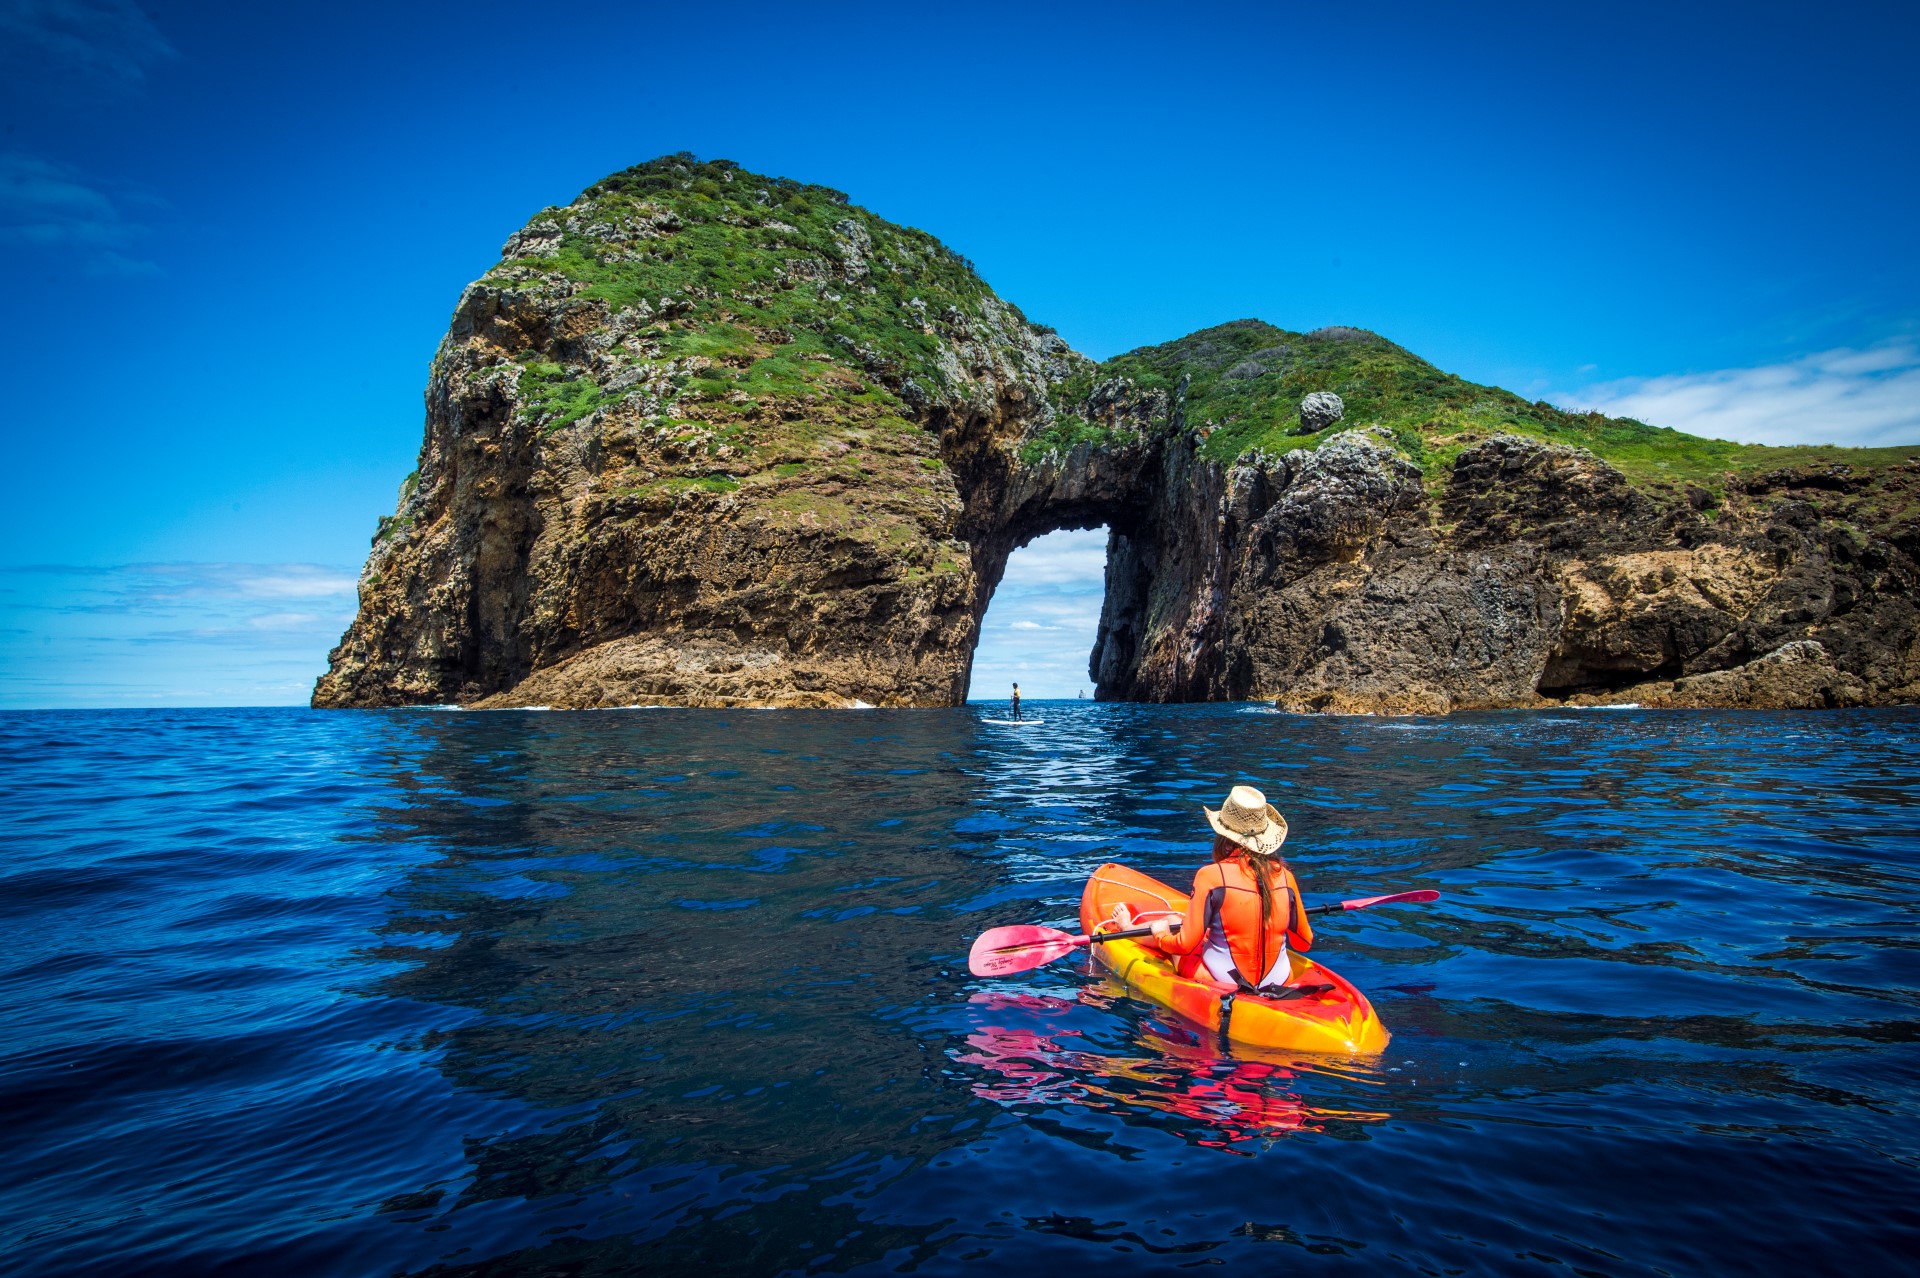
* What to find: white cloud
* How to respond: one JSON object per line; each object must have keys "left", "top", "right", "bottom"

{"left": 246, "top": 611, "right": 326, "bottom": 629}
{"left": 0, "top": 563, "right": 358, "bottom": 707}
{"left": 0, "top": 152, "right": 161, "bottom": 275}
{"left": 993, "top": 527, "right": 1109, "bottom": 591}
{"left": 1564, "top": 340, "right": 1920, "bottom": 449}
{"left": 158, "top": 564, "right": 359, "bottom": 601}
{"left": 9, "top": 562, "right": 358, "bottom": 612}
{"left": 0, "top": 5, "right": 174, "bottom": 272}
{"left": 0, "top": 1, "right": 177, "bottom": 89}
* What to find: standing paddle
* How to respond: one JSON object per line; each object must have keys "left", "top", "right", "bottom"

{"left": 968, "top": 889, "right": 1439, "bottom": 976}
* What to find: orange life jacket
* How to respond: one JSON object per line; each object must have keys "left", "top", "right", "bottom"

{"left": 1158, "top": 849, "right": 1313, "bottom": 982}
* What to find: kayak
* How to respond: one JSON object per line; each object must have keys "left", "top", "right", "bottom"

{"left": 1078, "top": 862, "right": 1391, "bottom": 1055}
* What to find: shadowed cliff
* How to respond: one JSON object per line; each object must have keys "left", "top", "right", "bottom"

{"left": 315, "top": 155, "right": 1920, "bottom": 712}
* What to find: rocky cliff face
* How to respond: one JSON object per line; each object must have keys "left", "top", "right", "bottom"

{"left": 315, "top": 157, "right": 1082, "bottom": 709}
{"left": 1227, "top": 434, "right": 1920, "bottom": 711}
{"left": 316, "top": 156, "right": 1920, "bottom": 712}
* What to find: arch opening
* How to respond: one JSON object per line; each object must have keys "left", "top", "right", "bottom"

{"left": 965, "top": 527, "right": 1110, "bottom": 703}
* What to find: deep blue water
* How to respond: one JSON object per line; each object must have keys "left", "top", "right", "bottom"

{"left": 3, "top": 703, "right": 1918, "bottom": 1276}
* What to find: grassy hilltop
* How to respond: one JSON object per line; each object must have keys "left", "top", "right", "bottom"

{"left": 1037, "top": 319, "right": 1919, "bottom": 505}
{"left": 475, "top": 154, "right": 1068, "bottom": 435}
{"left": 473, "top": 154, "right": 1917, "bottom": 519}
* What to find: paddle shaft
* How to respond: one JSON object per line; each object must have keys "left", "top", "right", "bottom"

{"left": 996, "top": 894, "right": 1434, "bottom": 955}
{"left": 991, "top": 923, "right": 1155, "bottom": 954}
{"left": 972, "top": 889, "right": 1440, "bottom": 975}
{"left": 1304, "top": 889, "right": 1440, "bottom": 917}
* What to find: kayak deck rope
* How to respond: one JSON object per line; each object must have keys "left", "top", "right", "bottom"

{"left": 1089, "top": 874, "right": 1183, "bottom": 914}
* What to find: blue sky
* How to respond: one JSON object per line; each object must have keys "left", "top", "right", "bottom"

{"left": 969, "top": 529, "right": 1109, "bottom": 702}
{"left": 2, "top": 0, "right": 1915, "bottom": 707}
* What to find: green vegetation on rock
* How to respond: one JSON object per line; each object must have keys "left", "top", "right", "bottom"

{"left": 1017, "top": 412, "right": 1123, "bottom": 466}
{"left": 484, "top": 154, "right": 1055, "bottom": 426}
{"left": 516, "top": 359, "right": 605, "bottom": 432}
{"left": 1083, "top": 319, "right": 1919, "bottom": 496}
{"left": 469, "top": 155, "right": 1913, "bottom": 510}
{"left": 460, "top": 153, "right": 1085, "bottom": 534}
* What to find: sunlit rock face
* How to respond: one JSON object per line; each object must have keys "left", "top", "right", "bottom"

{"left": 315, "top": 157, "right": 1920, "bottom": 712}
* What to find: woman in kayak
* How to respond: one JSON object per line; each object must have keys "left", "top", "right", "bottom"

{"left": 1147, "top": 785, "right": 1313, "bottom": 993}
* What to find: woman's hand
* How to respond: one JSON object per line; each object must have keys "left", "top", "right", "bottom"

{"left": 1150, "top": 918, "right": 1173, "bottom": 940}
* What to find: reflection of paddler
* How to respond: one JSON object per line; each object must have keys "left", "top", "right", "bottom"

{"left": 1148, "top": 786, "right": 1313, "bottom": 994}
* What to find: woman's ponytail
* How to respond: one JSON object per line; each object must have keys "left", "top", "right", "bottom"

{"left": 1243, "top": 847, "right": 1279, "bottom": 937}
{"left": 1214, "top": 835, "right": 1284, "bottom": 936}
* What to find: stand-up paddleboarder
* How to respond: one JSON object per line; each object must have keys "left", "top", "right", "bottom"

{"left": 1011, "top": 683, "right": 1021, "bottom": 721}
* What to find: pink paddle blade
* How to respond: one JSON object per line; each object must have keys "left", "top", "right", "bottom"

{"left": 1339, "top": 889, "right": 1441, "bottom": 911}
{"left": 967, "top": 924, "right": 1088, "bottom": 976}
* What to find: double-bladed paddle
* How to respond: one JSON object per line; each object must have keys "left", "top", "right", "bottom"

{"left": 967, "top": 889, "right": 1440, "bottom": 977}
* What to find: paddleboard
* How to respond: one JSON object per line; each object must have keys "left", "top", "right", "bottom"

{"left": 981, "top": 718, "right": 1044, "bottom": 726}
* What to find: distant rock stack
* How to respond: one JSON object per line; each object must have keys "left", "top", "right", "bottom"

{"left": 1297, "top": 391, "right": 1345, "bottom": 434}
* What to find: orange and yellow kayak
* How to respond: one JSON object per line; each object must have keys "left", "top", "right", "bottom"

{"left": 1079, "top": 862, "right": 1391, "bottom": 1055}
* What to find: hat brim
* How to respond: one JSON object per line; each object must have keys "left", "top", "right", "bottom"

{"left": 1203, "top": 802, "right": 1288, "bottom": 854}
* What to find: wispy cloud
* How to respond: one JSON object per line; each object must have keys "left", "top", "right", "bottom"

{"left": 8, "top": 562, "right": 357, "bottom": 612}
{"left": 0, "top": 152, "right": 163, "bottom": 275}
{"left": 0, "top": 563, "right": 358, "bottom": 708}
{"left": 1563, "top": 340, "right": 1920, "bottom": 449}
{"left": 993, "top": 529, "right": 1109, "bottom": 591}
{"left": 0, "top": 0, "right": 178, "bottom": 90}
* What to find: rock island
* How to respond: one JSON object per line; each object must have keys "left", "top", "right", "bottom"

{"left": 315, "top": 156, "right": 1920, "bottom": 712}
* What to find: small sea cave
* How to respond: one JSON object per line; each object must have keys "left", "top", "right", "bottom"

{"left": 1536, "top": 651, "right": 1684, "bottom": 700}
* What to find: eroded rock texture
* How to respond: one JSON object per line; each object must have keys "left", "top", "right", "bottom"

{"left": 1246, "top": 436, "right": 1920, "bottom": 711}
{"left": 317, "top": 158, "right": 1920, "bottom": 712}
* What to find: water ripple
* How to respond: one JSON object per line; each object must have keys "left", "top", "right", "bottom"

{"left": 1, "top": 704, "right": 1916, "bottom": 1274}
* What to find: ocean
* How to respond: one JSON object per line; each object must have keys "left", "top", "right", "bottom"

{"left": 2, "top": 703, "right": 1916, "bottom": 1275}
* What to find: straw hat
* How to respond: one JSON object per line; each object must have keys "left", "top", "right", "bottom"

{"left": 1203, "top": 785, "right": 1288, "bottom": 854}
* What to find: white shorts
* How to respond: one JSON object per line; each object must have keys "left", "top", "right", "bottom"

{"left": 1201, "top": 939, "right": 1290, "bottom": 989}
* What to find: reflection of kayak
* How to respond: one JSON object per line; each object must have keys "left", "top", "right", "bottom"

{"left": 981, "top": 718, "right": 1043, "bottom": 726}
{"left": 957, "top": 992, "right": 1389, "bottom": 1144}
{"left": 1079, "top": 863, "right": 1391, "bottom": 1055}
